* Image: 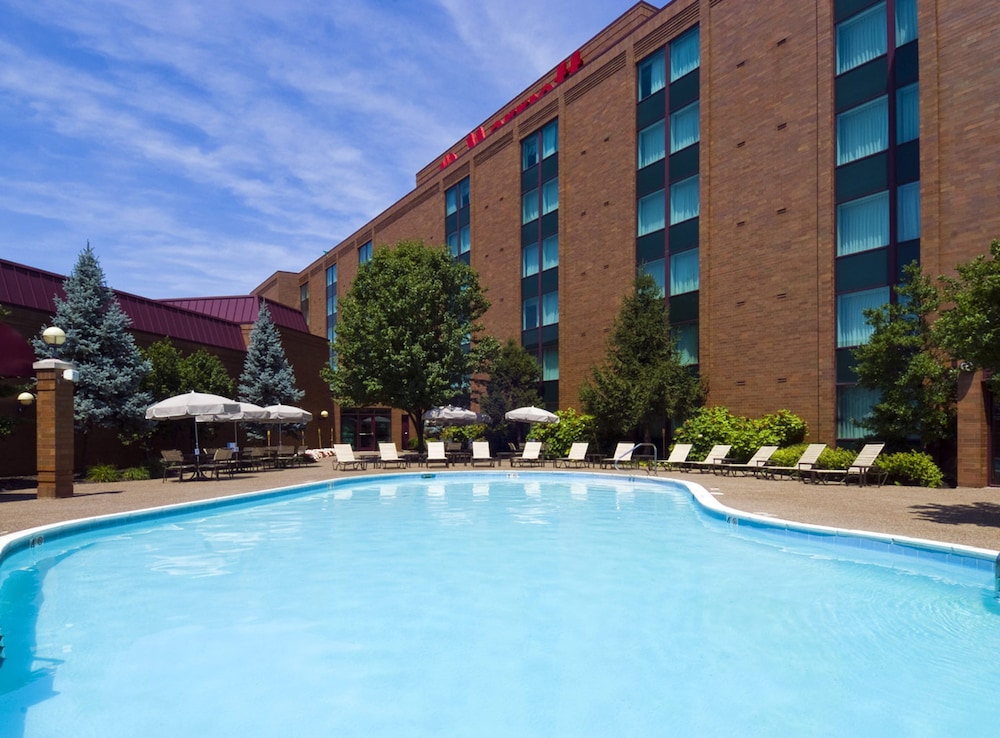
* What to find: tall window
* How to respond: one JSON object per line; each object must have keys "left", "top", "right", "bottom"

{"left": 541, "top": 120, "right": 558, "bottom": 159}
{"left": 895, "top": 0, "right": 918, "bottom": 46}
{"left": 541, "top": 234, "right": 559, "bottom": 271}
{"left": 836, "top": 3, "right": 887, "bottom": 74}
{"left": 542, "top": 347, "right": 559, "bottom": 381}
{"left": 837, "top": 191, "right": 889, "bottom": 256}
{"left": 898, "top": 182, "right": 921, "bottom": 242}
{"left": 896, "top": 83, "right": 919, "bottom": 143}
{"left": 640, "top": 258, "right": 666, "bottom": 297}
{"left": 838, "top": 386, "right": 879, "bottom": 439}
{"left": 669, "top": 175, "right": 700, "bottom": 224}
{"left": 638, "top": 49, "right": 665, "bottom": 101}
{"left": 358, "top": 240, "right": 372, "bottom": 265}
{"left": 445, "top": 177, "right": 471, "bottom": 263}
{"left": 669, "top": 27, "right": 700, "bottom": 81}
{"left": 325, "top": 264, "right": 338, "bottom": 361}
{"left": 638, "top": 190, "right": 665, "bottom": 236}
{"left": 542, "top": 178, "right": 559, "bottom": 215}
{"left": 522, "top": 189, "right": 540, "bottom": 224}
{"left": 670, "top": 101, "right": 699, "bottom": 153}
{"left": 299, "top": 282, "right": 309, "bottom": 327}
{"left": 638, "top": 120, "right": 666, "bottom": 168}
{"left": 837, "top": 96, "right": 888, "bottom": 165}
{"left": 541, "top": 291, "right": 559, "bottom": 326}
{"left": 669, "top": 249, "right": 699, "bottom": 296}
{"left": 837, "top": 286, "right": 890, "bottom": 347}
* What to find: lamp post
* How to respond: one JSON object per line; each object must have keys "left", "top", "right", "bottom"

{"left": 34, "top": 324, "right": 75, "bottom": 498}
{"left": 320, "top": 410, "right": 329, "bottom": 448}
{"left": 17, "top": 392, "right": 35, "bottom": 407}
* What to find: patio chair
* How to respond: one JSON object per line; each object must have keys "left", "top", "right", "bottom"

{"left": 332, "top": 444, "right": 366, "bottom": 471}
{"left": 601, "top": 442, "right": 637, "bottom": 469}
{"left": 248, "top": 446, "right": 275, "bottom": 471}
{"left": 377, "top": 442, "right": 410, "bottom": 469}
{"left": 764, "top": 443, "right": 827, "bottom": 480}
{"left": 160, "top": 449, "right": 194, "bottom": 482}
{"left": 719, "top": 446, "right": 779, "bottom": 477}
{"left": 657, "top": 443, "right": 693, "bottom": 472}
{"left": 425, "top": 441, "right": 450, "bottom": 467}
{"left": 682, "top": 445, "right": 732, "bottom": 473}
{"left": 554, "top": 442, "right": 590, "bottom": 468}
{"left": 510, "top": 440, "right": 545, "bottom": 467}
{"left": 471, "top": 441, "right": 496, "bottom": 467}
{"left": 204, "top": 448, "right": 237, "bottom": 479}
{"left": 808, "top": 443, "right": 887, "bottom": 486}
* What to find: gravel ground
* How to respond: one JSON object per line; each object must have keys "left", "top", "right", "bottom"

{"left": 3, "top": 462, "right": 1000, "bottom": 552}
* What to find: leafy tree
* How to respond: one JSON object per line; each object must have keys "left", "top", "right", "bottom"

{"left": 33, "top": 244, "right": 151, "bottom": 463}
{"left": 479, "top": 338, "right": 542, "bottom": 449}
{"left": 238, "top": 301, "right": 303, "bottom": 407}
{"left": 935, "top": 238, "right": 1000, "bottom": 392}
{"left": 580, "top": 274, "right": 704, "bottom": 448}
{"left": 525, "top": 407, "right": 597, "bottom": 458}
{"left": 181, "top": 348, "right": 235, "bottom": 398}
{"left": 324, "top": 239, "right": 499, "bottom": 451}
{"left": 142, "top": 338, "right": 185, "bottom": 401}
{"left": 853, "top": 261, "right": 956, "bottom": 453}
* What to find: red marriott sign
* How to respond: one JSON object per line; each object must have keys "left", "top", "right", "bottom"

{"left": 439, "top": 50, "right": 583, "bottom": 170}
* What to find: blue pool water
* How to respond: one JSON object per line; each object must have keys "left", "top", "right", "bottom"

{"left": 1, "top": 472, "right": 999, "bottom": 737}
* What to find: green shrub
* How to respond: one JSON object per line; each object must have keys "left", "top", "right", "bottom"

{"left": 816, "top": 447, "right": 856, "bottom": 470}
{"left": 85, "top": 464, "right": 121, "bottom": 483}
{"left": 876, "top": 451, "right": 944, "bottom": 488}
{"left": 673, "top": 407, "right": 809, "bottom": 462}
{"left": 768, "top": 444, "right": 808, "bottom": 468}
{"left": 757, "top": 410, "right": 808, "bottom": 447}
{"left": 121, "top": 466, "right": 152, "bottom": 481}
{"left": 528, "top": 408, "right": 597, "bottom": 458}
{"left": 441, "top": 424, "right": 487, "bottom": 445}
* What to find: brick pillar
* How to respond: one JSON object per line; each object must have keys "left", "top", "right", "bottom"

{"left": 956, "top": 369, "right": 989, "bottom": 488}
{"left": 33, "top": 359, "right": 76, "bottom": 499}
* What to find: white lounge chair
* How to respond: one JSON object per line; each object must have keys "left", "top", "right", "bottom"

{"left": 333, "top": 444, "right": 365, "bottom": 471}
{"left": 471, "top": 441, "right": 496, "bottom": 467}
{"left": 658, "top": 443, "right": 693, "bottom": 471}
{"left": 554, "top": 442, "right": 590, "bottom": 468}
{"left": 510, "top": 441, "right": 545, "bottom": 467}
{"left": 765, "top": 443, "right": 827, "bottom": 480}
{"left": 682, "top": 445, "right": 732, "bottom": 473}
{"left": 601, "top": 442, "right": 636, "bottom": 469}
{"left": 377, "top": 442, "right": 409, "bottom": 469}
{"left": 808, "top": 443, "right": 887, "bottom": 486}
{"left": 720, "top": 446, "right": 779, "bottom": 476}
{"left": 425, "top": 441, "right": 450, "bottom": 467}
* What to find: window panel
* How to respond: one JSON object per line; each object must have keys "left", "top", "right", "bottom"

{"left": 638, "top": 190, "right": 666, "bottom": 236}
{"left": 836, "top": 3, "right": 887, "bottom": 74}
{"left": 897, "top": 181, "right": 920, "bottom": 242}
{"left": 895, "top": 0, "right": 917, "bottom": 46}
{"left": 669, "top": 175, "right": 700, "bottom": 224}
{"left": 459, "top": 178, "right": 470, "bottom": 208}
{"left": 447, "top": 232, "right": 459, "bottom": 257}
{"left": 542, "top": 346, "right": 559, "bottom": 381}
{"left": 542, "top": 291, "right": 559, "bottom": 326}
{"left": 837, "top": 95, "right": 888, "bottom": 165}
{"left": 673, "top": 323, "right": 699, "bottom": 366}
{"left": 896, "top": 83, "right": 919, "bottom": 144}
{"left": 542, "top": 234, "right": 559, "bottom": 271}
{"left": 358, "top": 241, "right": 373, "bottom": 264}
{"left": 638, "top": 120, "right": 666, "bottom": 168}
{"left": 638, "top": 49, "right": 666, "bottom": 101}
{"left": 522, "top": 242, "right": 539, "bottom": 277}
{"left": 446, "top": 187, "right": 458, "bottom": 215}
{"left": 542, "top": 120, "right": 558, "bottom": 159}
{"left": 837, "top": 385, "right": 880, "bottom": 439}
{"left": 669, "top": 248, "right": 699, "bottom": 295}
{"left": 542, "top": 178, "right": 559, "bottom": 215}
{"left": 460, "top": 225, "right": 471, "bottom": 255}
{"left": 639, "top": 258, "right": 666, "bottom": 298}
{"left": 522, "top": 137, "right": 538, "bottom": 170}
{"left": 670, "top": 101, "right": 699, "bottom": 154}
{"left": 670, "top": 27, "right": 700, "bottom": 82}
{"left": 837, "top": 190, "right": 889, "bottom": 256}
{"left": 522, "top": 297, "right": 539, "bottom": 330}
{"left": 837, "top": 286, "right": 889, "bottom": 347}
{"left": 522, "top": 189, "right": 539, "bottom": 224}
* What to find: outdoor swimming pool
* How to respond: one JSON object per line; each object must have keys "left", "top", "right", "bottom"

{"left": 1, "top": 471, "right": 998, "bottom": 737}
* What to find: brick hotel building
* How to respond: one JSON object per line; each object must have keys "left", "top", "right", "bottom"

{"left": 4, "top": 0, "right": 999, "bottom": 486}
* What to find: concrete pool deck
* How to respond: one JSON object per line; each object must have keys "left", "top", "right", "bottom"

{"left": 2, "top": 462, "right": 1000, "bottom": 552}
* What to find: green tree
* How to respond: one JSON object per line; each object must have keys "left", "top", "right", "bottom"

{"left": 852, "top": 261, "right": 957, "bottom": 453}
{"left": 936, "top": 238, "right": 1000, "bottom": 392}
{"left": 181, "top": 348, "right": 235, "bottom": 398}
{"left": 34, "top": 244, "right": 151, "bottom": 463}
{"left": 323, "top": 239, "right": 499, "bottom": 451}
{"left": 142, "top": 338, "right": 185, "bottom": 401}
{"left": 580, "top": 274, "right": 704, "bottom": 448}
{"left": 238, "top": 301, "right": 303, "bottom": 407}
{"left": 479, "top": 338, "right": 542, "bottom": 449}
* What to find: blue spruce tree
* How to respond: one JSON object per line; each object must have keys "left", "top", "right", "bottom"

{"left": 238, "top": 301, "right": 303, "bottom": 407}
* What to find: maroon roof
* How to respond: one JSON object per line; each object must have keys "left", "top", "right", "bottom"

{"left": 0, "top": 259, "right": 310, "bottom": 353}
{"left": 0, "top": 321, "right": 34, "bottom": 378}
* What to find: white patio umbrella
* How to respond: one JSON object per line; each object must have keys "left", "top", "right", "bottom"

{"left": 145, "top": 391, "right": 241, "bottom": 474}
{"left": 425, "top": 405, "right": 489, "bottom": 426}
{"left": 196, "top": 401, "right": 270, "bottom": 447}
{"left": 505, "top": 406, "right": 560, "bottom": 424}
{"left": 261, "top": 404, "right": 314, "bottom": 446}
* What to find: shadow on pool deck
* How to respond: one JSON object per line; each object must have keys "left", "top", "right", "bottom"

{"left": 909, "top": 501, "right": 1000, "bottom": 529}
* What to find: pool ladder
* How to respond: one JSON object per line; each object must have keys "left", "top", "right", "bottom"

{"left": 614, "top": 443, "right": 659, "bottom": 474}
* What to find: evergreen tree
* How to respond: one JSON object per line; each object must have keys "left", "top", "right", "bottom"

{"left": 324, "top": 239, "right": 498, "bottom": 451}
{"left": 580, "top": 274, "right": 704, "bottom": 448}
{"left": 853, "top": 262, "right": 957, "bottom": 453}
{"left": 479, "top": 338, "right": 543, "bottom": 448}
{"left": 238, "top": 301, "right": 303, "bottom": 407}
{"left": 34, "top": 244, "right": 151, "bottom": 460}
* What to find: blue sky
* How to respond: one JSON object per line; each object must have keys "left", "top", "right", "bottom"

{"left": 0, "top": 0, "right": 652, "bottom": 299}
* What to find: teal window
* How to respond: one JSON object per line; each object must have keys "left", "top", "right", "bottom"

{"left": 669, "top": 249, "right": 699, "bottom": 296}
{"left": 523, "top": 297, "right": 539, "bottom": 330}
{"left": 638, "top": 190, "right": 665, "bottom": 236}
{"left": 673, "top": 323, "right": 699, "bottom": 366}
{"left": 522, "top": 136, "right": 538, "bottom": 170}
{"left": 522, "top": 189, "right": 539, "bottom": 224}
{"left": 897, "top": 181, "right": 920, "bottom": 241}
{"left": 669, "top": 175, "right": 699, "bottom": 224}
{"left": 837, "top": 96, "right": 888, "bottom": 165}
{"left": 542, "top": 346, "right": 559, "bottom": 381}
{"left": 638, "top": 49, "right": 666, "bottom": 101}
{"left": 670, "top": 27, "right": 700, "bottom": 82}
{"left": 895, "top": 0, "right": 917, "bottom": 46}
{"left": 358, "top": 240, "right": 372, "bottom": 265}
{"left": 522, "top": 242, "right": 539, "bottom": 277}
{"left": 896, "top": 83, "right": 919, "bottom": 144}
{"left": 542, "top": 234, "right": 559, "bottom": 271}
{"left": 640, "top": 258, "right": 666, "bottom": 297}
{"left": 541, "top": 291, "right": 559, "bottom": 326}
{"left": 837, "top": 286, "right": 890, "bottom": 347}
{"left": 542, "top": 178, "right": 559, "bottom": 215}
{"left": 837, "top": 191, "right": 889, "bottom": 256}
{"left": 837, "top": 385, "right": 879, "bottom": 439}
{"left": 638, "top": 120, "right": 666, "bottom": 168}
{"left": 541, "top": 120, "right": 558, "bottom": 159}
{"left": 670, "top": 101, "right": 699, "bottom": 153}
{"left": 836, "top": 3, "right": 887, "bottom": 75}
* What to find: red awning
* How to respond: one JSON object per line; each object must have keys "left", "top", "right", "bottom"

{"left": 0, "top": 323, "right": 35, "bottom": 378}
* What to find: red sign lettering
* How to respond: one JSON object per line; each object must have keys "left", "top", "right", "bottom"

{"left": 439, "top": 49, "right": 584, "bottom": 170}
